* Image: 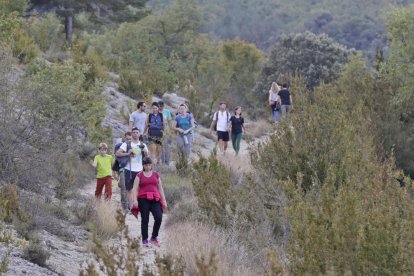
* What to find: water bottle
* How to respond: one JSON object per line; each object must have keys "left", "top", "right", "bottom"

{"left": 183, "top": 135, "right": 188, "bottom": 145}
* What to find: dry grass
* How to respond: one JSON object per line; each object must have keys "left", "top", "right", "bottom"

{"left": 244, "top": 118, "right": 271, "bottom": 141}
{"left": 89, "top": 200, "right": 119, "bottom": 238}
{"left": 165, "top": 221, "right": 258, "bottom": 276}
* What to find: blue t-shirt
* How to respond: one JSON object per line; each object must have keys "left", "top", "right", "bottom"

{"left": 176, "top": 114, "right": 192, "bottom": 132}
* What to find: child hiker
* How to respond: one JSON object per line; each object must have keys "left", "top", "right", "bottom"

{"left": 92, "top": 142, "right": 115, "bottom": 200}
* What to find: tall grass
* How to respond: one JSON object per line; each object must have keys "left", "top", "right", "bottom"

{"left": 165, "top": 221, "right": 258, "bottom": 276}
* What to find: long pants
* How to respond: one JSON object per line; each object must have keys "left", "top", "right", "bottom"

{"left": 95, "top": 176, "right": 112, "bottom": 199}
{"left": 138, "top": 198, "right": 163, "bottom": 241}
{"left": 272, "top": 109, "right": 279, "bottom": 122}
{"left": 176, "top": 134, "right": 193, "bottom": 158}
{"left": 231, "top": 132, "right": 242, "bottom": 155}
{"left": 160, "top": 138, "right": 171, "bottom": 165}
{"left": 281, "top": 105, "right": 291, "bottom": 119}
{"left": 118, "top": 171, "right": 128, "bottom": 210}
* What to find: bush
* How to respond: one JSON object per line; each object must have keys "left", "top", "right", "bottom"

{"left": 23, "top": 235, "right": 50, "bottom": 267}
{"left": 27, "top": 14, "right": 64, "bottom": 53}
{"left": 192, "top": 152, "right": 236, "bottom": 227}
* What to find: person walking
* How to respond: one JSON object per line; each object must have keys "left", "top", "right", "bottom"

{"left": 175, "top": 103, "right": 195, "bottom": 159}
{"left": 116, "top": 128, "right": 149, "bottom": 207}
{"left": 113, "top": 132, "right": 132, "bottom": 212}
{"left": 144, "top": 102, "right": 165, "bottom": 165}
{"left": 210, "top": 102, "right": 231, "bottom": 155}
{"left": 158, "top": 100, "right": 173, "bottom": 165}
{"left": 92, "top": 143, "right": 115, "bottom": 200}
{"left": 278, "top": 83, "right": 293, "bottom": 119}
{"left": 269, "top": 82, "right": 281, "bottom": 124}
{"left": 131, "top": 157, "right": 167, "bottom": 247}
{"left": 228, "top": 106, "right": 245, "bottom": 156}
{"left": 129, "top": 102, "right": 148, "bottom": 136}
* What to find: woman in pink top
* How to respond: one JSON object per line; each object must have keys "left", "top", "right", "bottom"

{"left": 132, "top": 157, "right": 167, "bottom": 247}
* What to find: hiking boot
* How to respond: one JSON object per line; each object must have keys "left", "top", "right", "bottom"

{"left": 150, "top": 237, "right": 160, "bottom": 247}
{"left": 142, "top": 239, "right": 149, "bottom": 247}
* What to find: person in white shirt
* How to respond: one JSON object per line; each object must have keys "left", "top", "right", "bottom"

{"left": 116, "top": 128, "right": 149, "bottom": 207}
{"left": 210, "top": 102, "right": 231, "bottom": 155}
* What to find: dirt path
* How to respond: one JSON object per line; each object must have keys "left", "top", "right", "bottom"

{"left": 82, "top": 180, "right": 166, "bottom": 274}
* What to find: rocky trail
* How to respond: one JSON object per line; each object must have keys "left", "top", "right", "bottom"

{"left": 2, "top": 78, "right": 269, "bottom": 275}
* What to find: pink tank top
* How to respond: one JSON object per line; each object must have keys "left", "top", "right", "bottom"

{"left": 137, "top": 171, "right": 161, "bottom": 200}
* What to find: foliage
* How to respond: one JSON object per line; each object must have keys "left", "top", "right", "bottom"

{"left": 149, "top": 0, "right": 414, "bottom": 58}
{"left": 23, "top": 234, "right": 50, "bottom": 267}
{"left": 0, "top": 13, "right": 37, "bottom": 63}
{"left": 252, "top": 72, "right": 414, "bottom": 274}
{"left": 0, "top": 0, "right": 29, "bottom": 15}
{"left": 79, "top": 211, "right": 141, "bottom": 275}
{"left": 255, "top": 31, "right": 352, "bottom": 100}
{"left": 192, "top": 152, "right": 236, "bottom": 227}
{"left": 220, "top": 39, "right": 264, "bottom": 107}
{"left": 27, "top": 13, "right": 64, "bottom": 53}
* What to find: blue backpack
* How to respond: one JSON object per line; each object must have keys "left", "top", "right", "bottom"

{"left": 148, "top": 113, "right": 164, "bottom": 137}
{"left": 112, "top": 142, "right": 131, "bottom": 172}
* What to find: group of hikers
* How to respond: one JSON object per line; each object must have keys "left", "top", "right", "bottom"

{"left": 91, "top": 81, "right": 292, "bottom": 248}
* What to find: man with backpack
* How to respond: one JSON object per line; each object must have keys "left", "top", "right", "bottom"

{"left": 113, "top": 131, "right": 132, "bottom": 212}
{"left": 210, "top": 102, "right": 231, "bottom": 155}
{"left": 116, "top": 128, "right": 149, "bottom": 209}
{"left": 144, "top": 102, "right": 165, "bottom": 165}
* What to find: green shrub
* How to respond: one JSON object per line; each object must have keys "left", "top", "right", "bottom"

{"left": 192, "top": 152, "right": 236, "bottom": 227}
{"left": 27, "top": 14, "right": 64, "bottom": 53}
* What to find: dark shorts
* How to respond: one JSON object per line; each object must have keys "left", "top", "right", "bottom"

{"left": 124, "top": 170, "right": 139, "bottom": 191}
{"left": 217, "top": 131, "right": 229, "bottom": 142}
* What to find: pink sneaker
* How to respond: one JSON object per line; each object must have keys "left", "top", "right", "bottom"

{"left": 150, "top": 238, "right": 160, "bottom": 247}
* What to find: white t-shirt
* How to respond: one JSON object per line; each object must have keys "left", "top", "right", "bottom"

{"left": 215, "top": 111, "right": 230, "bottom": 132}
{"left": 269, "top": 90, "right": 279, "bottom": 102}
{"left": 119, "top": 141, "right": 148, "bottom": 172}
{"left": 129, "top": 111, "right": 148, "bottom": 134}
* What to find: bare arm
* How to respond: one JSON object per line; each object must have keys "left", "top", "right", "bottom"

{"left": 143, "top": 116, "right": 150, "bottom": 136}
{"left": 131, "top": 175, "right": 140, "bottom": 206}
{"left": 128, "top": 121, "right": 133, "bottom": 132}
{"left": 91, "top": 156, "right": 97, "bottom": 168}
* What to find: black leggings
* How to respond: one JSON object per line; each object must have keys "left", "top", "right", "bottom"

{"left": 138, "top": 198, "right": 163, "bottom": 241}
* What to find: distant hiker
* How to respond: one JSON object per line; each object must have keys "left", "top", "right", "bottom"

{"left": 144, "top": 102, "right": 165, "bottom": 165}
{"left": 131, "top": 157, "right": 167, "bottom": 247}
{"left": 116, "top": 128, "right": 149, "bottom": 208}
{"left": 158, "top": 100, "right": 173, "bottom": 165}
{"left": 228, "top": 106, "right": 245, "bottom": 156}
{"left": 92, "top": 143, "right": 115, "bottom": 200}
{"left": 129, "top": 102, "right": 148, "bottom": 137}
{"left": 210, "top": 102, "right": 231, "bottom": 155}
{"left": 174, "top": 79, "right": 180, "bottom": 94}
{"left": 113, "top": 132, "right": 132, "bottom": 212}
{"left": 278, "top": 83, "right": 293, "bottom": 119}
{"left": 175, "top": 103, "right": 195, "bottom": 159}
{"left": 269, "top": 82, "right": 281, "bottom": 124}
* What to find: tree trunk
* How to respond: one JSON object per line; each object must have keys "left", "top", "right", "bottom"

{"left": 65, "top": 15, "right": 73, "bottom": 46}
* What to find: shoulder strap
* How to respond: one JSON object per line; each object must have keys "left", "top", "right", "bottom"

{"left": 214, "top": 112, "right": 218, "bottom": 121}
{"left": 126, "top": 142, "right": 131, "bottom": 152}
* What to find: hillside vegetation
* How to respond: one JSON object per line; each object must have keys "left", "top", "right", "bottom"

{"left": 149, "top": 0, "right": 414, "bottom": 59}
{"left": 0, "top": 0, "right": 414, "bottom": 274}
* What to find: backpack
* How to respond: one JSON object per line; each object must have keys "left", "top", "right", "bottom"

{"left": 112, "top": 142, "right": 131, "bottom": 172}
{"left": 148, "top": 113, "right": 164, "bottom": 137}
{"left": 213, "top": 111, "right": 230, "bottom": 131}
